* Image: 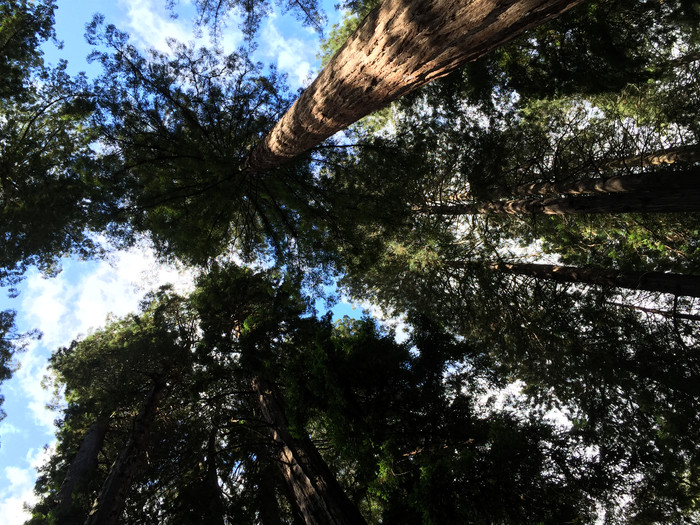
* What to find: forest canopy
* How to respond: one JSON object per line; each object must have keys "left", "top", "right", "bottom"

{"left": 1, "top": 0, "right": 699, "bottom": 523}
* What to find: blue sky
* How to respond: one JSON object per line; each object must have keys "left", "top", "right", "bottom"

{"left": 0, "top": 0, "right": 356, "bottom": 521}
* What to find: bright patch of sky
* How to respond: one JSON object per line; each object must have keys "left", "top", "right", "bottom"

{"left": 0, "top": 1, "right": 344, "bottom": 521}
{"left": 42, "top": 0, "right": 337, "bottom": 91}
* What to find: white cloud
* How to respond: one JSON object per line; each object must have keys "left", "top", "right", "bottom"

{"left": 0, "top": 476, "right": 34, "bottom": 525}
{"left": 13, "top": 242, "right": 194, "bottom": 434}
{"left": 117, "top": 0, "right": 245, "bottom": 56}
{"left": 0, "top": 422, "right": 21, "bottom": 438}
{"left": 0, "top": 447, "right": 53, "bottom": 525}
{"left": 118, "top": 0, "right": 195, "bottom": 53}
{"left": 259, "top": 16, "right": 317, "bottom": 89}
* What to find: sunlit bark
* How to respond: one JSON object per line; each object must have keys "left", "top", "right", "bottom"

{"left": 243, "top": 0, "right": 582, "bottom": 173}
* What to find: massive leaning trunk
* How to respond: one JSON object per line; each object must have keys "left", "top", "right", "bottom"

{"left": 84, "top": 380, "right": 166, "bottom": 525}
{"left": 54, "top": 416, "right": 110, "bottom": 524}
{"left": 252, "top": 376, "right": 367, "bottom": 525}
{"left": 423, "top": 189, "right": 700, "bottom": 215}
{"left": 457, "top": 261, "right": 700, "bottom": 298}
{"left": 242, "top": 0, "right": 583, "bottom": 173}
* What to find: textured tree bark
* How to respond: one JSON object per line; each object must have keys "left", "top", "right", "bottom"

{"left": 242, "top": 0, "right": 582, "bottom": 174}
{"left": 599, "top": 144, "right": 700, "bottom": 172}
{"left": 466, "top": 261, "right": 700, "bottom": 297}
{"left": 252, "top": 376, "right": 367, "bottom": 525}
{"left": 423, "top": 189, "right": 700, "bottom": 215}
{"left": 84, "top": 381, "right": 165, "bottom": 525}
{"left": 510, "top": 155, "right": 700, "bottom": 196}
{"left": 54, "top": 416, "right": 110, "bottom": 525}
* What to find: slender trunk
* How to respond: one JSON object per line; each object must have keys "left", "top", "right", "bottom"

{"left": 609, "top": 301, "right": 700, "bottom": 322}
{"left": 598, "top": 145, "right": 700, "bottom": 172}
{"left": 460, "top": 261, "right": 700, "bottom": 298}
{"left": 510, "top": 163, "right": 700, "bottom": 197}
{"left": 204, "top": 427, "right": 226, "bottom": 525}
{"left": 252, "top": 377, "right": 367, "bottom": 525}
{"left": 242, "top": 0, "right": 582, "bottom": 174}
{"left": 84, "top": 380, "right": 166, "bottom": 525}
{"left": 424, "top": 189, "right": 700, "bottom": 215}
{"left": 54, "top": 416, "right": 110, "bottom": 524}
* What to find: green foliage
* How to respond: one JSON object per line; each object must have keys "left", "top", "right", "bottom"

{"left": 170, "top": 0, "right": 327, "bottom": 39}
{"left": 0, "top": 310, "right": 38, "bottom": 424}
{"left": 87, "top": 20, "right": 295, "bottom": 263}
{"left": 14, "top": 0, "right": 700, "bottom": 522}
{"left": 0, "top": 0, "right": 56, "bottom": 99}
{"left": 86, "top": 20, "right": 376, "bottom": 272}
{"left": 0, "top": 2, "right": 109, "bottom": 287}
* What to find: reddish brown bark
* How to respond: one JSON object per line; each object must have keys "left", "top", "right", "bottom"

{"left": 600, "top": 144, "right": 700, "bottom": 172}
{"left": 242, "top": 0, "right": 582, "bottom": 173}
{"left": 252, "top": 377, "right": 366, "bottom": 525}
{"left": 84, "top": 381, "right": 165, "bottom": 525}
{"left": 472, "top": 261, "right": 700, "bottom": 298}
{"left": 54, "top": 417, "right": 110, "bottom": 524}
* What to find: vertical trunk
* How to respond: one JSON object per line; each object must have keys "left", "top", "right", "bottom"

{"left": 468, "top": 261, "right": 700, "bottom": 298}
{"left": 84, "top": 380, "right": 165, "bottom": 525}
{"left": 204, "top": 427, "right": 226, "bottom": 525}
{"left": 509, "top": 165, "right": 700, "bottom": 197}
{"left": 242, "top": 0, "right": 582, "bottom": 173}
{"left": 256, "top": 456, "right": 284, "bottom": 525}
{"left": 54, "top": 416, "right": 110, "bottom": 524}
{"left": 252, "top": 376, "right": 367, "bottom": 525}
{"left": 424, "top": 189, "right": 700, "bottom": 215}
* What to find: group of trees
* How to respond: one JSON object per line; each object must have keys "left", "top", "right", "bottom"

{"left": 26, "top": 265, "right": 614, "bottom": 524}
{"left": 2, "top": 0, "right": 700, "bottom": 522}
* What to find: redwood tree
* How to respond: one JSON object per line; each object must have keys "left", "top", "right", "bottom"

{"left": 242, "top": 0, "right": 584, "bottom": 173}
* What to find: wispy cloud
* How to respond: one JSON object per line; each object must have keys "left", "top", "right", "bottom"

{"left": 117, "top": 0, "right": 245, "bottom": 55}
{"left": 117, "top": 0, "right": 196, "bottom": 52}
{"left": 0, "top": 422, "right": 21, "bottom": 439}
{"left": 13, "top": 242, "right": 194, "bottom": 434}
{"left": 1, "top": 242, "right": 194, "bottom": 523}
{"left": 0, "top": 446, "right": 54, "bottom": 525}
{"left": 259, "top": 13, "right": 318, "bottom": 89}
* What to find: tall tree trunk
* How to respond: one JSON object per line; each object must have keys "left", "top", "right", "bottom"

{"left": 84, "top": 380, "right": 166, "bottom": 525}
{"left": 204, "top": 427, "right": 226, "bottom": 525}
{"left": 598, "top": 144, "right": 700, "bottom": 172}
{"left": 54, "top": 416, "right": 110, "bottom": 524}
{"left": 256, "top": 456, "right": 284, "bottom": 525}
{"left": 242, "top": 0, "right": 582, "bottom": 174}
{"left": 509, "top": 158, "right": 700, "bottom": 197}
{"left": 458, "top": 261, "right": 700, "bottom": 297}
{"left": 423, "top": 189, "right": 700, "bottom": 215}
{"left": 252, "top": 376, "right": 367, "bottom": 525}
{"left": 609, "top": 301, "right": 700, "bottom": 322}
